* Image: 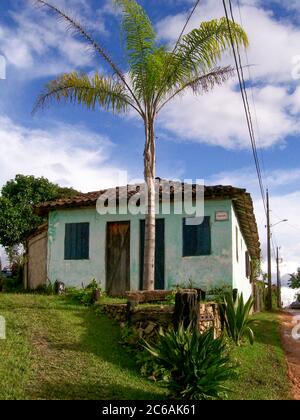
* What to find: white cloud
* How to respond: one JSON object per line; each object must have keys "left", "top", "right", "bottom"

{"left": 155, "top": 0, "right": 300, "bottom": 150}
{"left": 208, "top": 166, "right": 300, "bottom": 193}
{"left": 0, "top": 0, "right": 113, "bottom": 78}
{"left": 159, "top": 82, "right": 300, "bottom": 149}
{"left": 157, "top": 0, "right": 300, "bottom": 83}
{"left": 0, "top": 114, "right": 128, "bottom": 192}
{"left": 208, "top": 167, "right": 300, "bottom": 290}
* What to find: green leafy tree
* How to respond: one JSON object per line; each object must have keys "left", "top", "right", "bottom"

{"left": 0, "top": 174, "right": 78, "bottom": 248}
{"left": 289, "top": 268, "right": 300, "bottom": 289}
{"left": 34, "top": 0, "right": 248, "bottom": 290}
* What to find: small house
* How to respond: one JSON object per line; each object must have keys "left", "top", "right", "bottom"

{"left": 26, "top": 181, "right": 260, "bottom": 299}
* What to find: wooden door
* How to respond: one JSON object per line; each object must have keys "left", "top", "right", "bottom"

{"left": 106, "top": 222, "right": 130, "bottom": 296}
{"left": 27, "top": 230, "right": 48, "bottom": 289}
{"left": 140, "top": 219, "right": 165, "bottom": 290}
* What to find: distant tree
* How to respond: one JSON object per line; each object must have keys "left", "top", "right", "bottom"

{"left": 0, "top": 174, "right": 79, "bottom": 248}
{"left": 288, "top": 268, "right": 300, "bottom": 289}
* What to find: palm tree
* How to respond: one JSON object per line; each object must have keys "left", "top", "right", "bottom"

{"left": 34, "top": 0, "right": 248, "bottom": 291}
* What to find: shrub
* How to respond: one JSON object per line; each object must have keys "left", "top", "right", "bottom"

{"left": 136, "top": 349, "right": 169, "bottom": 382}
{"left": 220, "top": 292, "right": 254, "bottom": 346}
{"left": 0, "top": 276, "right": 4, "bottom": 292}
{"left": 1, "top": 276, "right": 24, "bottom": 292}
{"left": 34, "top": 282, "right": 54, "bottom": 295}
{"left": 120, "top": 324, "right": 140, "bottom": 347}
{"left": 206, "top": 284, "right": 233, "bottom": 302}
{"left": 143, "top": 325, "right": 235, "bottom": 400}
{"left": 66, "top": 279, "right": 101, "bottom": 306}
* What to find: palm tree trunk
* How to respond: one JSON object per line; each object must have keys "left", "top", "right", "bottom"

{"left": 143, "top": 116, "right": 156, "bottom": 291}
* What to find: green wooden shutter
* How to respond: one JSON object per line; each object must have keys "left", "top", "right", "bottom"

{"left": 183, "top": 217, "right": 211, "bottom": 256}
{"left": 64, "top": 223, "right": 89, "bottom": 260}
{"left": 140, "top": 219, "right": 165, "bottom": 290}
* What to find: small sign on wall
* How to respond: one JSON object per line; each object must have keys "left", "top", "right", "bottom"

{"left": 215, "top": 211, "right": 229, "bottom": 221}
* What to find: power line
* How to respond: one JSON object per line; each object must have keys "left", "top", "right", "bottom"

{"left": 272, "top": 209, "right": 300, "bottom": 232}
{"left": 172, "top": 0, "right": 201, "bottom": 54}
{"left": 156, "top": 0, "right": 201, "bottom": 105}
{"left": 286, "top": 222, "right": 300, "bottom": 232}
{"left": 228, "top": 0, "right": 266, "bottom": 207}
{"left": 222, "top": 0, "right": 267, "bottom": 218}
{"left": 236, "top": 0, "right": 268, "bottom": 182}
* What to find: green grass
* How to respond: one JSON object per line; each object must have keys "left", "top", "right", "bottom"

{"left": 98, "top": 295, "right": 127, "bottom": 305}
{"left": 0, "top": 294, "right": 291, "bottom": 400}
{"left": 0, "top": 293, "right": 166, "bottom": 400}
{"left": 226, "top": 312, "right": 291, "bottom": 400}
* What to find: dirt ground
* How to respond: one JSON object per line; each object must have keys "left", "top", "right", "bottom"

{"left": 280, "top": 310, "right": 300, "bottom": 400}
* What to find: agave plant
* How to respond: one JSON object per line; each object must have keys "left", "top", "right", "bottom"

{"left": 143, "top": 325, "right": 235, "bottom": 400}
{"left": 221, "top": 292, "right": 255, "bottom": 346}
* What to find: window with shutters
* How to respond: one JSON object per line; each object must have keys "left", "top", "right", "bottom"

{"left": 182, "top": 216, "right": 211, "bottom": 257}
{"left": 64, "top": 223, "right": 90, "bottom": 260}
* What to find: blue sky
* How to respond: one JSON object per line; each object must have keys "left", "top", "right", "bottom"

{"left": 1, "top": 0, "right": 300, "bottom": 291}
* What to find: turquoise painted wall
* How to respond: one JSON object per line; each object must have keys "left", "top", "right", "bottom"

{"left": 47, "top": 199, "right": 251, "bottom": 294}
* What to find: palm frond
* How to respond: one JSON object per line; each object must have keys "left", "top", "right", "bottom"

{"left": 33, "top": 72, "right": 133, "bottom": 114}
{"left": 115, "top": 0, "right": 160, "bottom": 106}
{"left": 154, "top": 17, "right": 248, "bottom": 107}
{"left": 177, "top": 18, "right": 248, "bottom": 73}
{"left": 158, "top": 66, "right": 234, "bottom": 111}
{"left": 35, "top": 0, "right": 143, "bottom": 115}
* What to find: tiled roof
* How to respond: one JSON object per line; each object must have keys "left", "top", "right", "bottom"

{"left": 35, "top": 181, "right": 260, "bottom": 259}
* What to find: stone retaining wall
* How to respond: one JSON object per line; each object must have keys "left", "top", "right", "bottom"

{"left": 198, "top": 302, "right": 221, "bottom": 337}
{"left": 100, "top": 301, "right": 221, "bottom": 340}
{"left": 100, "top": 303, "right": 127, "bottom": 322}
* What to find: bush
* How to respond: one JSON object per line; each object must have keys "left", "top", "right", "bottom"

{"left": 1, "top": 276, "right": 24, "bottom": 292}
{"left": 143, "top": 325, "right": 235, "bottom": 400}
{"left": 220, "top": 292, "right": 254, "bottom": 346}
{"left": 206, "top": 284, "right": 233, "bottom": 302}
{"left": 0, "top": 276, "right": 4, "bottom": 292}
{"left": 120, "top": 324, "right": 141, "bottom": 347}
{"left": 136, "top": 349, "right": 169, "bottom": 382}
{"left": 66, "top": 279, "right": 101, "bottom": 306}
{"left": 34, "top": 282, "right": 55, "bottom": 295}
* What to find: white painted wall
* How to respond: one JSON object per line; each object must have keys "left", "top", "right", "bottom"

{"left": 231, "top": 207, "right": 253, "bottom": 301}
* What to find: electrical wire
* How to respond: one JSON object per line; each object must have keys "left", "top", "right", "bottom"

{"left": 223, "top": 0, "right": 267, "bottom": 219}
{"left": 172, "top": 0, "right": 201, "bottom": 54}
{"left": 236, "top": 0, "right": 268, "bottom": 181}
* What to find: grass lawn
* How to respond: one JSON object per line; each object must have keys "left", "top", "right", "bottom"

{"left": 0, "top": 294, "right": 291, "bottom": 400}
{"left": 226, "top": 312, "right": 291, "bottom": 400}
{"left": 0, "top": 293, "right": 167, "bottom": 400}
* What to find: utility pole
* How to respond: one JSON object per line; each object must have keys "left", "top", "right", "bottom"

{"left": 266, "top": 190, "right": 272, "bottom": 311}
{"left": 276, "top": 247, "right": 282, "bottom": 309}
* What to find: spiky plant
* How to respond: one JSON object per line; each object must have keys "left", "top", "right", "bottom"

{"left": 143, "top": 325, "right": 235, "bottom": 400}
{"left": 34, "top": 0, "right": 249, "bottom": 290}
{"left": 221, "top": 292, "right": 255, "bottom": 346}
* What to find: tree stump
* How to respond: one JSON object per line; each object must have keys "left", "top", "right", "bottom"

{"left": 173, "top": 289, "right": 199, "bottom": 330}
